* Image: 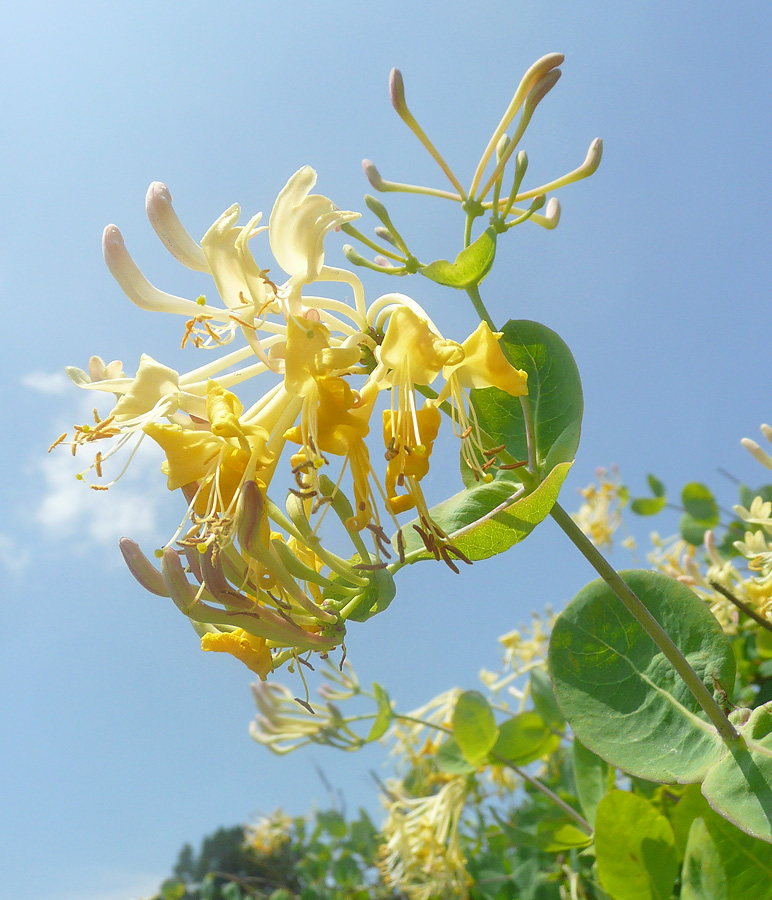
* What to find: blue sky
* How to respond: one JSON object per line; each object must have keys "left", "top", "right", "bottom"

{"left": 2, "top": 3, "right": 771, "bottom": 898}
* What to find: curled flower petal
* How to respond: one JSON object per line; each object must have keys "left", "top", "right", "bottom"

{"left": 269, "top": 166, "right": 360, "bottom": 285}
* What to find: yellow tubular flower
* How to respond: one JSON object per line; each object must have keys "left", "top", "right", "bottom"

{"left": 286, "top": 375, "right": 380, "bottom": 531}
{"left": 144, "top": 380, "right": 289, "bottom": 521}
{"left": 282, "top": 316, "right": 363, "bottom": 495}
{"left": 378, "top": 305, "right": 462, "bottom": 532}
{"left": 201, "top": 628, "right": 274, "bottom": 680}
{"left": 383, "top": 404, "right": 441, "bottom": 515}
{"left": 436, "top": 321, "right": 528, "bottom": 482}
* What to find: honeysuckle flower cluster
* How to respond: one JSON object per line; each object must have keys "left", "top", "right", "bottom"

{"left": 377, "top": 775, "right": 471, "bottom": 900}
{"left": 571, "top": 466, "right": 633, "bottom": 550}
{"left": 55, "top": 166, "right": 531, "bottom": 681}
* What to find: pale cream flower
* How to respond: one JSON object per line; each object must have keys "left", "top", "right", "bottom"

{"left": 378, "top": 776, "right": 471, "bottom": 900}
{"left": 571, "top": 467, "right": 627, "bottom": 549}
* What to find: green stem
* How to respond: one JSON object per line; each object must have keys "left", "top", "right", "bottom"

{"left": 463, "top": 211, "right": 474, "bottom": 249}
{"left": 519, "top": 395, "right": 537, "bottom": 472}
{"left": 550, "top": 501, "right": 740, "bottom": 742}
{"left": 466, "top": 283, "right": 497, "bottom": 330}
{"left": 393, "top": 715, "right": 590, "bottom": 833}
{"left": 490, "top": 752, "right": 592, "bottom": 835}
{"left": 709, "top": 580, "right": 772, "bottom": 634}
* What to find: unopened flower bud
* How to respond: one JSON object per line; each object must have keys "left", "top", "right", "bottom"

{"left": 374, "top": 225, "right": 398, "bottom": 247}
{"left": 389, "top": 67, "right": 406, "bottom": 114}
{"left": 742, "top": 438, "right": 772, "bottom": 471}
{"left": 362, "top": 159, "right": 385, "bottom": 190}
{"left": 120, "top": 537, "right": 169, "bottom": 596}
{"left": 523, "top": 68, "right": 562, "bottom": 117}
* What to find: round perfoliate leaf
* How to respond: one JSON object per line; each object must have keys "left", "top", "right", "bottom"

{"left": 344, "top": 568, "right": 396, "bottom": 622}
{"left": 701, "top": 702, "right": 772, "bottom": 843}
{"left": 548, "top": 570, "right": 735, "bottom": 783}
{"left": 470, "top": 319, "right": 583, "bottom": 471}
{"left": 489, "top": 711, "right": 560, "bottom": 767}
{"left": 397, "top": 462, "right": 571, "bottom": 563}
{"left": 682, "top": 482, "right": 719, "bottom": 525}
{"left": 596, "top": 790, "right": 679, "bottom": 900}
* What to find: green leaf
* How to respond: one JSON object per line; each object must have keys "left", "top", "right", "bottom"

{"left": 530, "top": 666, "right": 565, "bottom": 728}
{"left": 492, "top": 814, "right": 591, "bottom": 854}
{"left": 453, "top": 690, "right": 499, "bottom": 765}
{"left": 317, "top": 809, "right": 347, "bottom": 839}
{"left": 419, "top": 227, "right": 497, "bottom": 288}
{"left": 701, "top": 702, "right": 772, "bottom": 842}
{"left": 680, "top": 513, "right": 711, "bottom": 546}
{"left": 630, "top": 496, "right": 667, "bottom": 516}
{"left": 222, "top": 883, "right": 243, "bottom": 900}
{"left": 682, "top": 818, "right": 727, "bottom": 900}
{"left": 537, "top": 822, "right": 593, "bottom": 852}
{"left": 398, "top": 461, "right": 571, "bottom": 563}
{"left": 436, "top": 737, "right": 479, "bottom": 775}
{"left": 648, "top": 474, "right": 666, "bottom": 498}
{"left": 682, "top": 483, "right": 719, "bottom": 525}
{"left": 595, "top": 790, "right": 679, "bottom": 900}
{"left": 548, "top": 570, "right": 735, "bottom": 783}
{"left": 572, "top": 739, "right": 610, "bottom": 828}
{"left": 366, "top": 683, "right": 393, "bottom": 742}
{"left": 490, "top": 711, "right": 560, "bottom": 767}
{"left": 471, "top": 319, "right": 583, "bottom": 469}
{"left": 159, "top": 881, "right": 186, "bottom": 900}
{"left": 675, "top": 784, "right": 772, "bottom": 897}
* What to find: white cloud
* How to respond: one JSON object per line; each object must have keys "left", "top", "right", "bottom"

{"left": 0, "top": 532, "right": 33, "bottom": 574}
{"left": 21, "top": 370, "right": 71, "bottom": 395}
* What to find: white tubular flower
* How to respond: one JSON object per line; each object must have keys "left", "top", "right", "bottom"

{"left": 269, "top": 165, "right": 361, "bottom": 289}
{"left": 378, "top": 776, "right": 471, "bottom": 900}
{"left": 733, "top": 496, "right": 772, "bottom": 528}
{"left": 388, "top": 688, "right": 461, "bottom": 762}
{"left": 102, "top": 225, "right": 229, "bottom": 321}
{"left": 742, "top": 436, "right": 772, "bottom": 471}
{"left": 68, "top": 353, "right": 206, "bottom": 425}
{"left": 145, "top": 181, "right": 210, "bottom": 272}
{"left": 250, "top": 681, "right": 362, "bottom": 754}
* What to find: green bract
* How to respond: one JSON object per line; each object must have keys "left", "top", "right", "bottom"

{"left": 419, "top": 227, "right": 497, "bottom": 288}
